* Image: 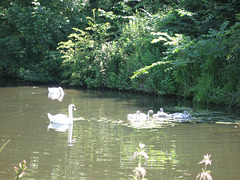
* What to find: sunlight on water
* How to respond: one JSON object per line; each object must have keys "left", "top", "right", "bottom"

{"left": 0, "top": 79, "right": 240, "bottom": 179}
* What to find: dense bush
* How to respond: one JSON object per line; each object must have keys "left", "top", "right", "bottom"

{"left": 0, "top": 0, "right": 87, "bottom": 81}
{"left": 0, "top": 0, "right": 239, "bottom": 106}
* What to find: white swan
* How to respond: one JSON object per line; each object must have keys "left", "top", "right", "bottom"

{"left": 48, "top": 87, "right": 64, "bottom": 95}
{"left": 48, "top": 92, "right": 65, "bottom": 102}
{"left": 171, "top": 111, "right": 191, "bottom": 119}
{"left": 47, "top": 104, "right": 76, "bottom": 124}
{"left": 128, "top": 110, "right": 154, "bottom": 122}
{"left": 127, "top": 110, "right": 141, "bottom": 122}
{"left": 140, "top": 110, "right": 154, "bottom": 121}
{"left": 153, "top": 108, "right": 171, "bottom": 118}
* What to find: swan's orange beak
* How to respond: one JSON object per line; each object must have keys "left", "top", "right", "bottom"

{"left": 73, "top": 107, "right": 76, "bottom": 111}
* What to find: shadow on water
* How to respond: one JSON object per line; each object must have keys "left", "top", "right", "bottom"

{"left": 0, "top": 78, "right": 240, "bottom": 179}
{"left": 0, "top": 77, "right": 39, "bottom": 87}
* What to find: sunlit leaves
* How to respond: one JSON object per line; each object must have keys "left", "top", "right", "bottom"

{"left": 151, "top": 32, "right": 183, "bottom": 46}
{"left": 131, "top": 61, "right": 171, "bottom": 79}
{"left": 176, "top": 9, "right": 194, "bottom": 17}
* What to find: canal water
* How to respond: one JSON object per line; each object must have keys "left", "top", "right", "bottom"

{"left": 0, "top": 79, "right": 239, "bottom": 179}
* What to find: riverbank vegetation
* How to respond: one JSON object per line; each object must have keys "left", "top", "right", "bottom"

{"left": 0, "top": 0, "right": 239, "bottom": 106}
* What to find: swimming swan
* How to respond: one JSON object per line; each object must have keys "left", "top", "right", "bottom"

{"left": 47, "top": 104, "right": 76, "bottom": 124}
{"left": 127, "top": 110, "right": 141, "bottom": 122}
{"left": 128, "top": 110, "right": 154, "bottom": 122}
{"left": 140, "top": 110, "right": 154, "bottom": 121}
{"left": 48, "top": 92, "right": 64, "bottom": 102}
{"left": 153, "top": 108, "right": 171, "bottom": 118}
{"left": 48, "top": 87, "right": 64, "bottom": 95}
{"left": 171, "top": 111, "right": 191, "bottom": 119}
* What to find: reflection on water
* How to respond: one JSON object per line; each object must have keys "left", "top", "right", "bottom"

{"left": 0, "top": 79, "right": 240, "bottom": 179}
{"left": 48, "top": 123, "right": 70, "bottom": 132}
{"left": 48, "top": 92, "right": 64, "bottom": 102}
{"left": 48, "top": 123, "right": 75, "bottom": 145}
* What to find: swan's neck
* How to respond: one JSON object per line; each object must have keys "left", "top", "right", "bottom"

{"left": 147, "top": 111, "right": 153, "bottom": 120}
{"left": 136, "top": 111, "right": 140, "bottom": 122}
{"left": 147, "top": 112, "right": 151, "bottom": 121}
{"left": 59, "top": 87, "right": 64, "bottom": 94}
{"left": 68, "top": 107, "right": 73, "bottom": 122}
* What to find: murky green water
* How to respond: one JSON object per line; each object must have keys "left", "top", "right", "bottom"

{"left": 0, "top": 79, "right": 240, "bottom": 179}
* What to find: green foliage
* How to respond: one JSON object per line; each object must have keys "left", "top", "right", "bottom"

{"left": 58, "top": 28, "right": 94, "bottom": 86}
{"left": 58, "top": 10, "right": 166, "bottom": 90}
{"left": 192, "top": 22, "right": 240, "bottom": 105}
{"left": 0, "top": 0, "right": 87, "bottom": 80}
{"left": 155, "top": 7, "right": 197, "bottom": 37}
{"left": 129, "top": 17, "right": 240, "bottom": 106}
{"left": 1, "top": 0, "right": 239, "bottom": 106}
{"left": 58, "top": 10, "right": 111, "bottom": 87}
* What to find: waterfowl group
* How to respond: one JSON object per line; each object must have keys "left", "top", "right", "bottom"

{"left": 128, "top": 108, "right": 192, "bottom": 123}
{"left": 47, "top": 86, "right": 191, "bottom": 126}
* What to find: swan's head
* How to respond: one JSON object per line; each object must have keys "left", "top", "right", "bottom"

{"left": 184, "top": 111, "right": 191, "bottom": 117}
{"left": 69, "top": 104, "right": 76, "bottom": 111}
{"left": 160, "top": 108, "right": 164, "bottom": 112}
{"left": 136, "top": 110, "right": 141, "bottom": 115}
{"left": 58, "top": 87, "right": 64, "bottom": 93}
{"left": 148, "top": 110, "right": 154, "bottom": 114}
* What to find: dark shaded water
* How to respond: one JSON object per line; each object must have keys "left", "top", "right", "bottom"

{"left": 0, "top": 79, "right": 240, "bottom": 179}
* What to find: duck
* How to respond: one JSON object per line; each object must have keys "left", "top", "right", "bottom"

{"left": 48, "top": 87, "right": 64, "bottom": 95}
{"left": 153, "top": 108, "right": 171, "bottom": 118}
{"left": 171, "top": 111, "right": 191, "bottom": 119}
{"left": 47, "top": 104, "right": 76, "bottom": 124}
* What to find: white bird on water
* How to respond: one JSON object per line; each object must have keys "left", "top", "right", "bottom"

{"left": 153, "top": 108, "right": 171, "bottom": 118}
{"left": 48, "top": 87, "right": 64, "bottom": 95}
{"left": 127, "top": 110, "right": 154, "bottom": 122}
{"left": 171, "top": 111, "right": 191, "bottom": 119}
{"left": 47, "top": 104, "right": 76, "bottom": 124}
{"left": 127, "top": 110, "right": 141, "bottom": 122}
{"left": 140, "top": 110, "right": 154, "bottom": 121}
